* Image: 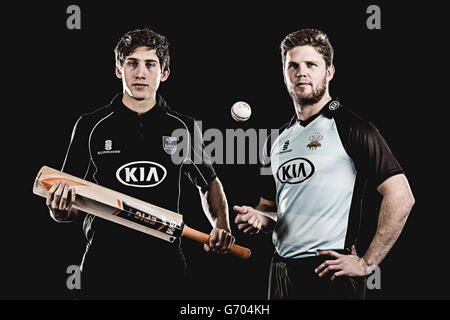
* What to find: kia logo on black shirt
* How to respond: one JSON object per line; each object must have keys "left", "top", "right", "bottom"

{"left": 116, "top": 161, "right": 167, "bottom": 188}
{"left": 277, "top": 157, "right": 315, "bottom": 184}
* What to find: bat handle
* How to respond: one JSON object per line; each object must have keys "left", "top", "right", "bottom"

{"left": 181, "top": 225, "right": 251, "bottom": 259}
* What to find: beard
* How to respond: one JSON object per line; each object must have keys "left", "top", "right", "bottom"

{"left": 288, "top": 76, "right": 327, "bottom": 106}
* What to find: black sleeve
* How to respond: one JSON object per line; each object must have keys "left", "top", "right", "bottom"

{"left": 340, "top": 116, "right": 404, "bottom": 187}
{"left": 58, "top": 116, "right": 94, "bottom": 232}
{"left": 183, "top": 120, "right": 217, "bottom": 188}
{"left": 61, "top": 116, "right": 94, "bottom": 181}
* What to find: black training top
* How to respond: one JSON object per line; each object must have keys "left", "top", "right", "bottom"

{"left": 61, "top": 93, "right": 216, "bottom": 270}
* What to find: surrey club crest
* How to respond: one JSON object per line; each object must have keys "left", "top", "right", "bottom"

{"left": 162, "top": 136, "right": 178, "bottom": 154}
{"left": 307, "top": 132, "right": 323, "bottom": 150}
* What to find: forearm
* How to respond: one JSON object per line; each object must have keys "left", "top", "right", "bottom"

{"left": 49, "top": 207, "right": 79, "bottom": 223}
{"left": 362, "top": 192, "right": 414, "bottom": 268}
{"left": 254, "top": 203, "right": 277, "bottom": 232}
{"left": 201, "top": 179, "right": 230, "bottom": 231}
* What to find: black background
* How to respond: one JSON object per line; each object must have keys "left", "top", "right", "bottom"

{"left": 3, "top": 1, "right": 447, "bottom": 303}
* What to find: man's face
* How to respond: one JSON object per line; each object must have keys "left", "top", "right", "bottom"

{"left": 283, "top": 45, "right": 334, "bottom": 105}
{"left": 116, "top": 46, "right": 169, "bottom": 101}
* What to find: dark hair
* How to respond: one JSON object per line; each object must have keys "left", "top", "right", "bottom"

{"left": 280, "top": 28, "right": 334, "bottom": 68}
{"left": 114, "top": 28, "right": 170, "bottom": 72}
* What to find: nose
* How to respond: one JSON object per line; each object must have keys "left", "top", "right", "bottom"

{"left": 135, "top": 63, "right": 147, "bottom": 79}
{"left": 296, "top": 65, "right": 307, "bottom": 78}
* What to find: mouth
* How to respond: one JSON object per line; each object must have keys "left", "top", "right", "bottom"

{"left": 132, "top": 83, "right": 149, "bottom": 89}
{"left": 296, "top": 82, "right": 311, "bottom": 87}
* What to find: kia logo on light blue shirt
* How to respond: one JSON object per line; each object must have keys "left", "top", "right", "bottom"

{"left": 277, "top": 157, "right": 315, "bottom": 184}
{"left": 116, "top": 161, "right": 167, "bottom": 188}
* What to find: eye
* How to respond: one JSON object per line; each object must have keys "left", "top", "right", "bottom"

{"left": 307, "top": 62, "right": 317, "bottom": 68}
{"left": 288, "top": 62, "right": 298, "bottom": 69}
{"left": 146, "top": 62, "right": 157, "bottom": 68}
{"left": 127, "top": 61, "right": 137, "bottom": 67}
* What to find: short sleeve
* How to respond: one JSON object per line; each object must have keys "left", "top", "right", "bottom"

{"left": 61, "top": 116, "right": 93, "bottom": 180}
{"left": 348, "top": 121, "right": 404, "bottom": 187}
{"left": 183, "top": 120, "right": 217, "bottom": 187}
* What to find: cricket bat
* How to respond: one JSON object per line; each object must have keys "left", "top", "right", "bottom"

{"left": 32, "top": 166, "right": 251, "bottom": 259}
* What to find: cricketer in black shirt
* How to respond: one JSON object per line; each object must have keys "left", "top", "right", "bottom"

{"left": 45, "top": 29, "right": 234, "bottom": 299}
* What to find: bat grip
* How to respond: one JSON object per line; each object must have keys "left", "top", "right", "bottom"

{"left": 181, "top": 225, "right": 251, "bottom": 259}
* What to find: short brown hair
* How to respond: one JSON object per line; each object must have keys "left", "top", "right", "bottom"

{"left": 280, "top": 28, "right": 334, "bottom": 68}
{"left": 114, "top": 28, "right": 170, "bottom": 72}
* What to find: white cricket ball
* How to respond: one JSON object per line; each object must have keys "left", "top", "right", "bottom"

{"left": 231, "top": 101, "right": 252, "bottom": 122}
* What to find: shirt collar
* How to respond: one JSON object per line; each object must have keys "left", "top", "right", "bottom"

{"left": 287, "top": 98, "right": 342, "bottom": 128}
{"left": 109, "top": 93, "right": 171, "bottom": 119}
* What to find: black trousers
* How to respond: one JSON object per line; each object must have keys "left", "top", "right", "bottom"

{"left": 79, "top": 235, "right": 188, "bottom": 300}
{"left": 268, "top": 251, "right": 366, "bottom": 300}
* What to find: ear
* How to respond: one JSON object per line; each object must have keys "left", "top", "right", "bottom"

{"left": 282, "top": 66, "right": 287, "bottom": 85}
{"left": 326, "top": 65, "right": 335, "bottom": 81}
{"left": 115, "top": 65, "right": 123, "bottom": 79}
{"left": 160, "top": 68, "right": 170, "bottom": 82}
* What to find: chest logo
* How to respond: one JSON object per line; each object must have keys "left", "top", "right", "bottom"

{"left": 162, "top": 136, "right": 178, "bottom": 155}
{"left": 307, "top": 132, "right": 323, "bottom": 150}
{"left": 116, "top": 161, "right": 167, "bottom": 188}
{"left": 277, "top": 157, "right": 315, "bottom": 184}
{"left": 97, "top": 139, "right": 121, "bottom": 155}
{"left": 283, "top": 140, "right": 290, "bottom": 151}
{"left": 105, "top": 140, "right": 112, "bottom": 151}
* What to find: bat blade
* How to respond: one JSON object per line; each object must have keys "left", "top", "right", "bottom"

{"left": 33, "top": 166, "right": 183, "bottom": 243}
{"left": 33, "top": 166, "right": 251, "bottom": 259}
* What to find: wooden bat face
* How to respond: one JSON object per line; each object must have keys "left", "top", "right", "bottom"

{"left": 33, "top": 166, "right": 184, "bottom": 243}
{"left": 33, "top": 166, "right": 252, "bottom": 259}
{"left": 116, "top": 200, "right": 184, "bottom": 240}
